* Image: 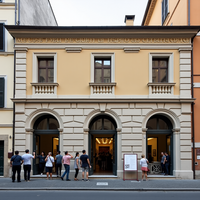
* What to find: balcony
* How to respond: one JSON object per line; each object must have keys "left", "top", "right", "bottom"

{"left": 89, "top": 83, "right": 116, "bottom": 96}
{"left": 31, "top": 83, "right": 58, "bottom": 96}
{"left": 148, "top": 83, "right": 176, "bottom": 96}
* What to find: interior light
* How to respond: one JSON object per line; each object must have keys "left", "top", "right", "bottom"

{"left": 147, "top": 138, "right": 154, "bottom": 141}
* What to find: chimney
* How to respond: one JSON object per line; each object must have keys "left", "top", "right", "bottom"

{"left": 124, "top": 15, "right": 135, "bottom": 26}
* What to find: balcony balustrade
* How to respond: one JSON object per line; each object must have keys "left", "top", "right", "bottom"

{"left": 89, "top": 83, "right": 116, "bottom": 95}
{"left": 31, "top": 83, "right": 58, "bottom": 95}
{"left": 148, "top": 83, "right": 176, "bottom": 95}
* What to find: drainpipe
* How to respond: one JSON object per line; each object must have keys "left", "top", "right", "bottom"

{"left": 12, "top": 1, "right": 17, "bottom": 156}
{"left": 188, "top": 0, "right": 190, "bottom": 25}
{"left": 18, "top": 0, "right": 20, "bottom": 25}
{"left": 15, "top": 0, "right": 17, "bottom": 25}
{"left": 191, "top": 35, "right": 195, "bottom": 179}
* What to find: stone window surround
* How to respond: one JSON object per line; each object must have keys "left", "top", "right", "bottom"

{"left": 32, "top": 53, "right": 57, "bottom": 83}
{"left": 149, "top": 53, "right": 174, "bottom": 83}
{"left": 90, "top": 53, "right": 115, "bottom": 83}
{"left": 0, "top": 75, "right": 7, "bottom": 108}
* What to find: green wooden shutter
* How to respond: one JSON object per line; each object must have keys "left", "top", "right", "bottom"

{"left": 0, "top": 77, "right": 5, "bottom": 108}
{"left": 0, "top": 23, "right": 4, "bottom": 51}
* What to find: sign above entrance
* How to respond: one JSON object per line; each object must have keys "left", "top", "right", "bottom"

{"left": 124, "top": 154, "right": 137, "bottom": 171}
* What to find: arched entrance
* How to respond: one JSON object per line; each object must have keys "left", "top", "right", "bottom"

{"left": 146, "top": 114, "right": 173, "bottom": 175}
{"left": 89, "top": 115, "right": 117, "bottom": 176}
{"left": 33, "top": 114, "right": 59, "bottom": 175}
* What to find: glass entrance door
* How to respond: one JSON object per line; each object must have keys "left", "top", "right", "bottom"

{"left": 0, "top": 141, "right": 4, "bottom": 176}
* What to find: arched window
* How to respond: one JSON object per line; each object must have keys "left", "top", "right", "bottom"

{"left": 146, "top": 115, "right": 172, "bottom": 130}
{"left": 90, "top": 115, "right": 116, "bottom": 131}
{"left": 34, "top": 114, "right": 59, "bottom": 130}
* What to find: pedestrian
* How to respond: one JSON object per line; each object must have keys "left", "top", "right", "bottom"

{"left": 160, "top": 152, "right": 166, "bottom": 174}
{"left": 74, "top": 152, "right": 80, "bottom": 181}
{"left": 164, "top": 152, "right": 169, "bottom": 175}
{"left": 61, "top": 151, "right": 73, "bottom": 181}
{"left": 55, "top": 151, "right": 62, "bottom": 177}
{"left": 37, "top": 151, "right": 46, "bottom": 175}
{"left": 10, "top": 150, "right": 23, "bottom": 182}
{"left": 22, "top": 149, "right": 35, "bottom": 182}
{"left": 80, "top": 150, "right": 91, "bottom": 181}
{"left": 45, "top": 152, "right": 54, "bottom": 180}
{"left": 140, "top": 154, "right": 149, "bottom": 181}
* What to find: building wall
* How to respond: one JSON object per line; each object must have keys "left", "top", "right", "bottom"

{"left": 25, "top": 49, "right": 180, "bottom": 96}
{"left": 20, "top": 0, "right": 57, "bottom": 26}
{"left": 0, "top": 0, "right": 57, "bottom": 177}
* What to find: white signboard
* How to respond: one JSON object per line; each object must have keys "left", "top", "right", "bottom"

{"left": 197, "top": 155, "right": 200, "bottom": 160}
{"left": 124, "top": 154, "right": 137, "bottom": 171}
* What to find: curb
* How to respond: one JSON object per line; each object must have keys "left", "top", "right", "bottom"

{"left": 0, "top": 188, "right": 200, "bottom": 191}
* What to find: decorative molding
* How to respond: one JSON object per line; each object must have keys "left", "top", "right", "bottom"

{"left": 142, "top": 108, "right": 181, "bottom": 131}
{"left": 143, "top": 0, "right": 157, "bottom": 26}
{"left": 14, "top": 44, "right": 192, "bottom": 50}
{"left": 14, "top": 47, "right": 28, "bottom": 52}
{"left": 179, "top": 47, "right": 193, "bottom": 52}
{"left": 25, "top": 108, "right": 64, "bottom": 130}
{"left": 16, "top": 38, "right": 191, "bottom": 44}
{"left": 25, "top": 128, "right": 34, "bottom": 132}
{"left": 11, "top": 98, "right": 195, "bottom": 103}
{"left": 123, "top": 47, "right": 140, "bottom": 53}
{"left": 65, "top": 47, "right": 82, "bottom": 53}
{"left": 0, "top": 124, "right": 12, "bottom": 128}
{"left": 83, "top": 109, "right": 122, "bottom": 132}
{"left": 0, "top": 52, "right": 14, "bottom": 55}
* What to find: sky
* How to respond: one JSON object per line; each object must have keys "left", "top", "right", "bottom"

{"left": 49, "top": 0, "right": 148, "bottom": 26}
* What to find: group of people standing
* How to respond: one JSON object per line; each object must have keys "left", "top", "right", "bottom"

{"left": 161, "top": 152, "right": 170, "bottom": 175}
{"left": 10, "top": 149, "right": 91, "bottom": 182}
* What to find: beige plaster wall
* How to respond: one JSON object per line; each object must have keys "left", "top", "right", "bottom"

{"left": 26, "top": 49, "right": 180, "bottom": 96}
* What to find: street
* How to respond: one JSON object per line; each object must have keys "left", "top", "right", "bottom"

{"left": 0, "top": 191, "right": 200, "bottom": 200}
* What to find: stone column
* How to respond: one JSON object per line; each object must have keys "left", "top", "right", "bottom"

{"left": 58, "top": 128, "right": 63, "bottom": 155}
{"left": 83, "top": 128, "right": 89, "bottom": 153}
{"left": 142, "top": 128, "right": 148, "bottom": 156}
{"left": 173, "top": 128, "right": 180, "bottom": 177}
{"left": 116, "top": 128, "right": 122, "bottom": 178}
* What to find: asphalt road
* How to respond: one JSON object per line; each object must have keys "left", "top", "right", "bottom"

{"left": 0, "top": 191, "right": 200, "bottom": 200}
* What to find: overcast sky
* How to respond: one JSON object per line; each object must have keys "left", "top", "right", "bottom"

{"left": 49, "top": 0, "right": 148, "bottom": 26}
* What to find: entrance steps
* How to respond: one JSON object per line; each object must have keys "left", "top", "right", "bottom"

{"left": 88, "top": 175, "right": 118, "bottom": 179}
{"left": 147, "top": 175, "right": 176, "bottom": 180}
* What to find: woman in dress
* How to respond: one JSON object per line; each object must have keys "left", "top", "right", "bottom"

{"left": 140, "top": 154, "right": 149, "bottom": 181}
{"left": 74, "top": 152, "right": 80, "bottom": 181}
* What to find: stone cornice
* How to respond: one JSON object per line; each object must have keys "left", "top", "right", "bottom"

{"left": 143, "top": 0, "right": 157, "bottom": 26}
{"left": 11, "top": 98, "right": 195, "bottom": 103}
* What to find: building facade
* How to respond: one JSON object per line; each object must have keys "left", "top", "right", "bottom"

{"left": 142, "top": 0, "right": 200, "bottom": 179}
{"left": 0, "top": 0, "right": 57, "bottom": 177}
{"left": 6, "top": 24, "right": 200, "bottom": 179}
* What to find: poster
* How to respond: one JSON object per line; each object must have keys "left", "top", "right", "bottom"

{"left": 124, "top": 154, "right": 137, "bottom": 171}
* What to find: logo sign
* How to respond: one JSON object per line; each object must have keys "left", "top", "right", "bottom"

{"left": 96, "top": 182, "right": 108, "bottom": 186}
{"left": 196, "top": 149, "right": 200, "bottom": 155}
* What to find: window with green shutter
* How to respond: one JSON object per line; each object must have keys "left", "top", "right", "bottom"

{"left": 0, "top": 23, "right": 5, "bottom": 51}
{"left": 0, "top": 77, "right": 5, "bottom": 108}
{"left": 162, "top": 0, "right": 169, "bottom": 25}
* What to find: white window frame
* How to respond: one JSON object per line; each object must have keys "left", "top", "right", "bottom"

{"left": 0, "top": 75, "right": 7, "bottom": 108}
{"left": 32, "top": 53, "right": 57, "bottom": 83}
{"left": 149, "top": 53, "right": 174, "bottom": 83}
{"left": 90, "top": 53, "right": 115, "bottom": 83}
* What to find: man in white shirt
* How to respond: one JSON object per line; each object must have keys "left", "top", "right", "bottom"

{"left": 22, "top": 149, "right": 35, "bottom": 182}
{"left": 45, "top": 152, "right": 54, "bottom": 180}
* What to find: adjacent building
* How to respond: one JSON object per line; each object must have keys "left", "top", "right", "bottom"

{"left": 142, "top": 0, "right": 200, "bottom": 179}
{"left": 0, "top": 0, "right": 57, "bottom": 177}
{"left": 6, "top": 21, "right": 200, "bottom": 179}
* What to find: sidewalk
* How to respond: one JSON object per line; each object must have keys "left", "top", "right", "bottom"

{"left": 0, "top": 178, "right": 200, "bottom": 191}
